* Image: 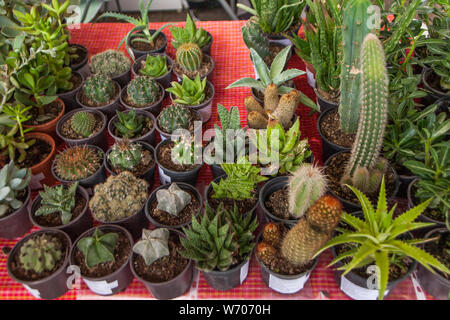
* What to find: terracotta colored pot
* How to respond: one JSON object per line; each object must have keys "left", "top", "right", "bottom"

{"left": 23, "top": 98, "right": 66, "bottom": 137}
{"left": 25, "top": 132, "right": 57, "bottom": 189}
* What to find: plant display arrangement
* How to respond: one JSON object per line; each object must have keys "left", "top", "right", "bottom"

{"left": 113, "top": 110, "right": 152, "bottom": 140}
{"left": 79, "top": 74, "right": 118, "bottom": 107}
{"left": 166, "top": 74, "right": 207, "bottom": 106}
{"left": 89, "top": 171, "right": 148, "bottom": 222}
{"left": 90, "top": 50, "right": 131, "bottom": 78}
{"left": 173, "top": 42, "right": 213, "bottom": 80}
{"left": 0, "top": 160, "right": 31, "bottom": 217}
{"left": 139, "top": 54, "right": 169, "bottom": 78}
{"left": 315, "top": 177, "right": 450, "bottom": 300}
{"left": 157, "top": 104, "right": 196, "bottom": 135}
{"left": 107, "top": 140, "right": 153, "bottom": 176}
{"left": 125, "top": 76, "right": 161, "bottom": 108}
{"left": 53, "top": 145, "right": 103, "bottom": 182}
{"left": 170, "top": 14, "right": 211, "bottom": 50}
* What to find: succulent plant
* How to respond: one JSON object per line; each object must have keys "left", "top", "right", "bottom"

{"left": 156, "top": 183, "right": 191, "bottom": 216}
{"left": 288, "top": 164, "right": 327, "bottom": 219}
{"left": 35, "top": 182, "right": 78, "bottom": 225}
{"left": 166, "top": 74, "right": 207, "bottom": 106}
{"left": 126, "top": 76, "right": 160, "bottom": 107}
{"left": 89, "top": 171, "right": 148, "bottom": 222}
{"left": 281, "top": 195, "right": 343, "bottom": 266}
{"left": 158, "top": 105, "right": 193, "bottom": 134}
{"left": 242, "top": 20, "right": 270, "bottom": 61}
{"left": 256, "top": 242, "right": 277, "bottom": 266}
{"left": 133, "top": 228, "right": 170, "bottom": 266}
{"left": 77, "top": 228, "right": 119, "bottom": 268}
{"left": 108, "top": 140, "right": 143, "bottom": 171}
{"left": 82, "top": 74, "right": 116, "bottom": 106}
{"left": 19, "top": 233, "right": 63, "bottom": 274}
{"left": 170, "top": 14, "right": 211, "bottom": 49}
{"left": 176, "top": 42, "right": 203, "bottom": 72}
{"left": 70, "top": 111, "right": 96, "bottom": 138}
{"left": 0, "top": 160, "right": 31, "bottom": 216}
{"left": 262, "top": 222, "right": 282, "bottom": 247}
{"left": 171, "top": 135, "right": 199, "bottom": 166}
{"left": 90, "top": 49, "right": 131, "bottom": 78}
{"left": 54, "top": 145, "right": 103, "bottom": 181}
{"left": 139, "top": 54, "right": 169, "bottom": 78}
{"left": 114, "top": 110, "right": 145, "bottom": 139}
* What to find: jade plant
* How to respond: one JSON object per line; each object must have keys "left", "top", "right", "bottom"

{"left": 114, "top": 110, "right": 145, "bottom": 139}
{"left": 77, "top": 228, "right": 119, "bottom": 268}
{"left": 81, "top": 74, "right": 116, "bottom": 106}
{"left": 90, "top": 50, "right": 131, "bottom": 78}
{"left": 35, "top": 182, "right": 78, "bottom": 225}
{"left": 126, "top": 76, "right": 160, "bottom": 107}
{"left": 54, "top": 145, "right": 103, "bottom": 181}
{"left": 70, "top": 111, "right": 96, "bottom": 138}
{"left": 19, "top": 233, "right": 63, "bottom": 273}
{"left": 139, "top": 54, "right": 169, "bottom": 78}
{"left": 158, "top": 105, "right": 194, "bottom": 134}
{"left": 108, "top": 140, "right": 143, "bottom": 171}
{"left": 176, "top": 42, "right": 203, "bottom": 73}
{"left": 166, "top": 74, "right": 206, "bottom": 106}
{"left": 170, "top": 14, "right": 211, "bottom": 50}
{"left": 0, "top": 160, "right": 31, "bottom": 216}
{"left": 133, "top": 228, "right": 170, "bottom": 266}
{"left": 315, "top": 177, "right": 450, "bottom": 300}
{"left": 156, "top": 183, "right": 191, "bottom": 216}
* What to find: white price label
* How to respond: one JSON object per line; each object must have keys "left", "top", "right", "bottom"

{"left": 240, "top": 260, "right": 250, "bottom": 284}
{"left": 340, "top": 275, "right": 389, "bottom": 300}
{"left": 23, "top": 284, "right": 41, "bottom": 299}
{"left": 83, "top": 278, "right": 118, "bottom": 296}
{"left": 268, "top": 271, "right": 311, "bottom": 294}
{"left": 158, "top": 166, "right": 171, "bottom": 184}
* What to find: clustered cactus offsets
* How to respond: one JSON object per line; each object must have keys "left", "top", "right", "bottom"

{"left": 70, "top": 111, "right": 96, "bottom": 138}
{"left": 158, "top": 105, "right": 194, "bottom": 134}
{"left": 90, "top": 49, "right": 131, "bottom": 78}
{"left": 82, "top": 74, "right": 117, "bottom": 106}
{"left": 176, "top": 42, "right": 203, "bottom": 73}
{"left": 89, "top": 171, "right": 148, "bottom": 222}
{"left": 126, "top": 76, "right": 161, "bottom": 107}
{"left": 19, "top": 233, "right": 64, "bottom": 274}
{"left": 54, "top": 146, "right": 103, "bottom": 181}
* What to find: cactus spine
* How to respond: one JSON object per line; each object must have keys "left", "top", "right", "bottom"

{"left": 82, "top": 74, "right": 116, "bottom": 105}
{"left": 71, "top": 111, "right": 96, "bottom": 137}
{"left": 176, "top": 42, "right": 203, "bottom": 72}
{"left": 338, "top": 0, "right": 373, "bottom": 134}
{"left": 158, "top": 105, "right": 193, "bottom": 134}
{"left": 127, "top": 76, "right": 160, "bottom": 107}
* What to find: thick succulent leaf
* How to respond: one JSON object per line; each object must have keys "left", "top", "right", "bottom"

{"left": 270, "top": 45, "right": 292, "bottom": 79}
{"left": 374, "top": 250, "right": 389, "bottom": 300}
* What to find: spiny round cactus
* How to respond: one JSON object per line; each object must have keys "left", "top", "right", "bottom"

{"left": 108, "top": 140, "right": 142, "bottom": 171}
{"left": 90, "top": 49, "right": 131, "bottom": 78}
{"left": 82, "top": 74, "right": 116, "bottom": 106}
{"left": 70, "top": 111, "right": 96, "bottom": 138}
{"left": 126, "top": 76, "right": 160, "bottom": 107}
{"left": 256, "top": 242, "right": 276, "bottom": 266}
{"left": 19, "top": 234, "right": 63, "bottom": 274}
{"left": 54, "top": 146, "right": 102, "bottom": 181}
{"left": 176, "top": 42, "right": 203, "bottom": 72}
{"left": 158, "top": 105, "right": 193, "bottom": 134}
{"left": 262, "top": 222, "right": 281, "bottom": 247}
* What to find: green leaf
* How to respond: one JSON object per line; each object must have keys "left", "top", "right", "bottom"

{"left": 374, "top": 251, "right": 389, "bottom": 300}
{"left": 270, "top": 45, "right": 292, "bottom": 79}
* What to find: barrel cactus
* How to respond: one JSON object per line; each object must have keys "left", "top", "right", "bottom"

{"left": 176, "top": 42, "right": 203, "bottom": 72}
{"left": 54, "top": 146, "right": 103, "bottom": 181}
{"left": 90, "top": 49, "right": 131, "bottom": 78}
{"left": 158, "top": 105, "right": 193, "bottom": 134}
{"left": 82, "top": 74, "right": 116, "bottom": 106}
{"left": 108, "top": 140, "right": 143, "bottom": 171}
{"left": 19, "top": 233, "right": 63, "bottom": 274}
{"left": 126, "top": 76, "right": 160, "bottom": 107}
{"left": 70, "top": 111, "right": 96, "bottom": 138}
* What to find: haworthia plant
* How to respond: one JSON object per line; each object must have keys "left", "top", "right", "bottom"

{"left": 156, "top": 183, "right": 192, "bottom": 216}
{"left": 133, "top": 228, "right": 170, "bottom": 266}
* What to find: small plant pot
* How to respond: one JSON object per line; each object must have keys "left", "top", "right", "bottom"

{"left": 108, "top": 109, "right": 156, "bottom": 146}
{"left": 56, "top": 108, "right": 108, "bottom": 151}
{"left": 154, "top": 140, "right": 203, "bottom": 186}
{"left": 317, "top": 106, "right": 351, "bottom": 162}
{"left": 25, "top": 132, "right": 57, "bottom": 190}
{"left": 201, "top": 256, "right": 251, "bottom": 291}
{"left": 29, "top": 185, "right": 93, "bottom": 242}
{"left": 397, "top": 172, "right": 416, "bottom": 199}
{"left": 0, "top": 186, "right": 32, "bottom": 239}
{"left": 304, "top": 61, "right": 316, "bottom": 89}
{"left": 210, "top": 163, "right": 225, "bottom": 180}
{"left": 416, "top": 228, "right": 450, "bottom": 300}
{"left": 155, "top": 109, "right": 202, "bottom": 141}
{"left": 169, "top": 80, "right": 215, "bottom": 123}
{"left": 51, "top": 145, "right": 106, "bottom": 190}
{"left": 200, "top": 31, "right": 213, "bottom": 55}
{"left": 314, "top": 86, "right": 339, "bottom": 113}
{"left": 130, "top": 228, "right": 194, "bottom": 299}
{"left": 70, "top": 224, "right": 134, "bottom": 296}
{"left": 120, "top": 82, "right": 165, "bottom": 117}
{"left": 422, "top": 68, "right": 450, "bottom": 106}
{"left": 145, "top": 182, "right": 203, "bottom": 229}
{"left": 131, "top": 53, "right": 174, "bottom": 89}
{"left": 105, "top": 141, "right": 156, "bottom": 187}
{"left": 7, "top": 229, "right": 72, "bottom": 299}
{"left": 76, "top": 81, "right": 121, "bottom": 119}
{"left": 69, "top": 44, "right": 90, "bottom": 78}
{"left": 128, "top": 29, "right": 168, "bottom": 60}
{"left": 57, "top": 72, "right": 84, "bottom": 112}
{"left": 90, "top": 64, "right": 131, "bottom": 89}
{"left": 331, "top": 245, "right": 417, "bottom": 300}
{"left": 23, "top": 98, "right": 66, "bottom": 137}
{"left": 173, "top": 54, "right": 215, "bottom": 82}
{"left": 435, "top": 97, "right": 450, "bottom": 117}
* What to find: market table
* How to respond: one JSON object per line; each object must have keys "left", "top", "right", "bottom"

{"left": 0, "top": 21, "right": 433, "bottom": 300}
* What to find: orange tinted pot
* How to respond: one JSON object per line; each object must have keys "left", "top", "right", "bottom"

{"left": 23, "top": 98, "right": 66, "bottom": 136}
{"left": 25, "top": 132, "right": 57, "bottom": 189}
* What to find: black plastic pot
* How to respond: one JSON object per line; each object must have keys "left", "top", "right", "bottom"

{"left": 422, "top": 68, "right": 450, "bottom": 106}
{"left": 155, "top": 140, "right": 203, "bottom": 186}
{"left": 155, "top": 108, "right": 202, "bottom": 141}
{"left": 105, "top": 141, "right": 156, "bottom": 187}
{"left": 201, "top": 31, "right": 213, "bottom": 55}
{"left": 51, "top": 145, "right": 107, "bottom": 190}
{"left": 90, "top": 63, "right": 131, "bottom": 89}
{"left": 169, "top": 80, "right": 214, "bottom": 124}
{"left": 108, "top": 110, "right": 156, "bottom": 146}
{"left": 416, "top": 228, "right": 450, "bottom": 300}
{"left": 201, "top": 256, "right": 251, "bottom": 291}
{"left": 435, "top": 97, "right": 450, "bottom": 117}
{"left": 130, "top": 228, "right": 194, "bottom": 299}
{"left": 76, "top": 81, "right": 121, "bottom": 119}
{"left": 120, "top": 82, "right": 165, "bottom": 117}
{"left": 69, "top": 44, "right": 89, "bottom": 79}
{"left": 314, "top": 86, "right": 339, "bottom": 113}
{"left": 173, "top": 54, "right": 215, "bottom": 82}
{"left": 145, "top": 182, "right": 203, "bottom": 229}
{"left": 56, "top": 108, "right": 108, "bottom": 151}
{"left": 30, "top": 185, "right": 92, "bottom": 242}
{"left": 57, "top": 71, "right": 84, "bottom": 112}
{"left": 131, "top": 53, "right": 174, "bottom": 89}
{"left": 128, "top": 29, "right": 168, "bottom": 60}
{"left": 397, "top": 172, "right": 416, "bottom": 199}
{"left": 0, "top": 186, "right": 32, "bottom": 240}
{"left": 7, "top": 229, "right": 72, "bottom": 299}
{"left": 70, "top": 224, "right": 134, "bottom": 296}
{"left": 317, "top": 107, "right": 351, "bottom": 163}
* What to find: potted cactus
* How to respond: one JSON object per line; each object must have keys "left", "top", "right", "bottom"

{"left": 145, "top": 182, "right": 203, "bottom": 229}
{"left": 130, "top": 228, "right": 194, "bottom": 299}
{"left": 76, "top": 74, "right": 121, "bottom": 119}
{"left": 89, "top": 49, "right": 131, "bottom": 87}
{"left": 51, "top": 145, "right": 106, "bottom": 189}
{"left": 172, "top": 42, "right": 215, "bottom": 82}
{"left": 89, "top": 172, "right": 148, "bottom": 239}
{"left": 170, "top": 14, "right": 213, "bottom": 55}
{"left": 108, "top": 109, "right": 156, "bottom": 146}
{"left": 29, "top": 182, "right": 92, "bottom": 241}
{"left": 166, "top": 74, "right": 215, "bottom": 123}
{"left": 259, "top": 164, "right": 327, "bottom": 225}
{"left": 7, "top": 229, "right": 72, "bottom": 299}
{"left": 181, "top": 203, "right": 258, "bottom": 291}
{"left": 120, "top": 76, "right": 165, "bottom": 116}
{"left": 255, "top": 195, "right": 342, "bottom": 294}
{"left": 155, "top": 104, "right": 202, "bottom": 141}
{"left": 70, "top": 225, "right": 134, "bottom": 296}
{"left": 132, "top": 53, "right": 174, "bottom": 89}
{"left": 56, "top": 109, "right": 108, "bottom": 151}
{"left": 105, "top": 140, "right": 156, "bottom": 185}
{"left": 0, "top": 161, "right": 33, "bottom": 239}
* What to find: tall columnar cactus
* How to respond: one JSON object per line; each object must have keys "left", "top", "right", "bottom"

{"left": 158, "top": 105, "right": 193, "bottom": 134}
{"left": 82, "top": 74, "right": 116, "bottom": 105}
{"left": 176, "top": 42, "right": 203, "bottom": 72}
{"left": 70, "top": 111, "right": 96, "bottom": 138}
{"left": 341, "top": 34, "right": 389, "bottom": 193}
{"left": 54, "top": 146, "right": 102, "bottom": 181}
{"left": 90, "top": 49, "right": 131, "bottom": 78}
{"left": 108, "top": 140, "right": 143, "bottom": 171}
{"left": 242, "top": 21, "right": 270, "bottom": 61}
{"left": 288, "top": 164, "right": 327, "bottom": 219}
{"left": 126, "top": 76, "right": 160, "bottom": 107}
{"left": 338, "top": 0, "right": 373, "bottom": 134}
{"left": 281, "top": 195, "right": 343, "bottom": 266}
{"left": 19, "top": 234, "right": 63, "bottom": 274}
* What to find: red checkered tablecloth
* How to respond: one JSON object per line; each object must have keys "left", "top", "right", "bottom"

{"left": 0, "top": 21, "right": 432, "bottom": 300}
